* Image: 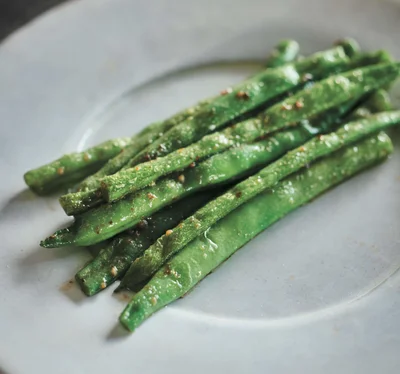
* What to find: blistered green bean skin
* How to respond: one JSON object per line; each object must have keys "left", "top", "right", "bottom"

{"left": 104, "top": 97, "right": 376, "bottom": 289}
{"left": 73, "top": 103, "right": 356, "bottom": 294}
{"left": 120, "top": 112, "right": 400, "bottom": 286}
{"left": 41, "top": 65, "right": 399, "bottom": 247}
{"left": 75, "top": 101, "right": 356, "bottom": 294}
{"left": 40, "top": 100, "right": 355, "bottom": 248}
{"left": 58, "top": 46, "right": 351, "bottom": 213}
{"left": 75, "top": 192, "right": 214, "bottom": 296}
{"left": 75, "top": 93, "right": 376, "bottom": 248}
{"left": 76, "top": 105, "right": 210, "bottom": 192}
{"left": 335, "top": 38, "right": 360, "bottom": 58}
{"left": 124, "top": 47, "right": 349, "bottom": 165}
{"left": 119, "top": 133, "right": 393, "bottom": 331}
{"left": 365, "top": 89, "right": 392, "bottom": 112}
{"left": 73, "top": 42, "right": 302, "bottom": 295}
{"left": 23, "top": 138, "right": 131, "bottom": 195}
{"left": 100, "top": 63, "right": 400, "bottom": 202}
{"left": 265, "top": 40, "right": 300, "bottom": 67}
{"left": 38, "top": 105, "right": 351, "bottom": 248}
{"left": 348, "top": 90, "right": 392, "bottom": 120}
{"left": 75, "top": 40, "right": 298, "bottom": 193}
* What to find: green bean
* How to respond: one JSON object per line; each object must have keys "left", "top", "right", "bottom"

{"left": 76, "top": 99, "right": 361, "bottom": 294}
{"left": 75, "top": 40, "right": 300, "bottom": 193}
{"left": 44, "top": 65, "right": 399, "bottom": 246}
{"left": 23, "top": 138, "right": 131, "bottom": 195}
{"left": 108, "top": 96, "right": 383, "bottom": 296}
{"left": 75, "top": 192, "right": 216, "bottom": 296}
{"left": 42, "top": 62, "right": 400, "bottom": 247}
{"left": 119, "top": 133, "right": 393, "bottom": 331}
{"left": 59, "top": 46, "right": 351, "bottom": 213}
{"left": 27, "top": 40, "right": 298, "bottom": 197}
{"left": 76, "top": 108, "right": 209, "bottom": 192}
{"left": 123, "top": 46, "right": 349, "bottom": 166}
{"left": 348, "top": 89, "right": 392, "bottom": 120}
{"left": 77, "top": 102, "right": 364, "bottom": 296}
{"left": 365, "top": 89, "right": 392, "bottom": 112}
{"left": 265, "top": 40, "right": 300, "bottom": 67}
{"left": 100, "top": 63, "right": 400, "bottom": 202}
{"left": 39, "top": 99, "right": 359, "bottom": 248}
{"left": 335, "top": 37, "right": 360, "bottom": 58}
{"left": 121, "top": 112, "right": 400, "bottom": 286}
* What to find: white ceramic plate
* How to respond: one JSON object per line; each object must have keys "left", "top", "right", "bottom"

{"left": 1, "top": 0, "right": 400, "bottom": 373}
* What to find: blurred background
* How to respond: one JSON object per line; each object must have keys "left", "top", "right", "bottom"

{"left": 0, "top": 0, "right": 68, "bottom": 41}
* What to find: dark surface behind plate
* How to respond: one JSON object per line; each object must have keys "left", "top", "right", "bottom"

{"left": 0, "top": 0, "right": 68, "bottom": 41}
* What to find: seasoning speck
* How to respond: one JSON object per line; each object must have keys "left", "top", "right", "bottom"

{"left": 281, "top": 103, "right": 292, "bottom": 110}
{"left": 295, "top": 100, "right": 304, "bottom": 109}
{"left": 164, "top": 264, "right": 172, "bottom": 275}
{"left": 150, "top": 297, "right": 157, "bottom": 306}
{"left": 178, "top": 175, "right": 185, "bottom": 183}
{"left": 111, "top": 266, "right": 118, "bottom": 277}
{"left": 135, "top": 166, "right": 141, "bottom": 171}
{"left": 83, "top": 153, "right": 90, "bottom": 162}
{"left": 302, "top": 73, "right": 313, "bottom": 82}
{"left": 166, "top": 229, "right": 173, "bottom": 236}
{"left": 235, "top": 191, "right": 242, "bottom": 198}
{"left": 100, "top": 282, "right": 107, "bottom": 289}
{"left": 189, "top": 162, "right": 196, "bottom": 168}
{"left": 236, "top": 91, "right": 250, "bottom": 99}
{"left": 147, "top": 193, "right": 156, "bottom": 200}
{"left": 57, "top": 167, "right": 65, "bottom": 175}
{"left": 220, "top": 87, "right": 232, "bottom": 95}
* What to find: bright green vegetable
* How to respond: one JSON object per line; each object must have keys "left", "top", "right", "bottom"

{"left": 41, "top": 63, "right": 400, "bottom": 246}
{"left": 100, "top": 63, "right": 400, "bottom": 202}
{"left": 41, "top": 69, "right": 400, "bottom": 247}
{"left": 59, "top": 46, "right": 351, "bottom": 213}
{"left": 75, "top": 99, "right": 359, "bottom": 294}
{"left": 76, "top": 107, "right": 209, "bottom": 192}
{"left": 75, "top": 104, "right": 365, "bottom": 295}
{"left": 119, "top": 133, "right": 393, "bottom": 331}
{"left": 75, "top": 192, "right": 216, "bottom": 296}
{"left": 122, "top": 47, "right": 350, "bottom": 166}
{"left": 99, "top": 95, "right": 380, "bottom": 294}
{"left": 25, "top": 41, "right": 299, "bottom": 196}
{"left": 350, "top": 50, "right": 392, "bottom": 67}
{"left": 265, "top": 40, "right": 300, "bottom": 67}
{"left": 335, "top": 37, "right": 360, "bottom": 57}
{"left": 120, "top": 112, "right": 400, "bottom": 286}
{"left": 41, "top": 101, "right": 355, "bottom": 247}
{"left": 349, "top": 89, "right": 392, "bottom": 120}
{"left": 23, "top": 138, "right": 131, "bottom": 195}
{"left": 41, "top": 105, "right": 399, "bottom": 249}
{"left": 365, "top": 89, "right": 392, "bottom": 112}
{"left": 75, "top": 40, "right": 300, "bottom": 193}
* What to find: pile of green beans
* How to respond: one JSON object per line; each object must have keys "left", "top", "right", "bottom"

{"left": 24, "top": 39, "right": 400, "bottom": 332}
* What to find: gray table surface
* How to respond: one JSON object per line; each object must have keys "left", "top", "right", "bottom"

{"left": 0, "top": 0, "right": 69, "bottom": 41}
